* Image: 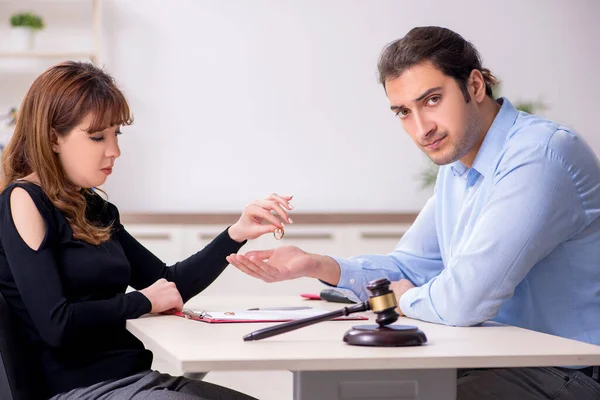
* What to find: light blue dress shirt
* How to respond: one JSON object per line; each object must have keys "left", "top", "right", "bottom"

{"left": 333, "top": 98, "right": 600, "bottom": 346}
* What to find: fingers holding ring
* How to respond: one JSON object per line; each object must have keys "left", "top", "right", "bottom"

{"left": 274, "top": 227, "right": 284, "bottom": 240}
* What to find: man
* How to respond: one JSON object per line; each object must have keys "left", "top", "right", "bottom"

{"left": 226, "top": 26, "right": 600, "bottom": 399}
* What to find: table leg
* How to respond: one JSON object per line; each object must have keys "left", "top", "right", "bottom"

{"left": 292, "top": 369, "right": 456, "bottom": 400}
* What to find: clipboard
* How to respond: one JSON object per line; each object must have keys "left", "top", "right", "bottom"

{"left": 174, "top": 308, "right": 368, "bottom": 324}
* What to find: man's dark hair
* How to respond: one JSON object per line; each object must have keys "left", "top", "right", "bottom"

{"left": 377, "top": 26, "right": 498, "bottom": 102}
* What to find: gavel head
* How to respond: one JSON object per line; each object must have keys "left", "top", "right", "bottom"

{"left": 366, "top": 278, "right": 399, "bottom": 327}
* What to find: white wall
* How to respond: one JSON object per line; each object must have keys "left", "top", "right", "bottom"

{"left": 3, "top": 0, "right": 599, "bottom": 212}
{"left": 0, "top": 1, "right": 95, "bottom": 143}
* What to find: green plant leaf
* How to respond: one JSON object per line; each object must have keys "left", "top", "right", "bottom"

{"left": 9, "top": 12, "right": 44, "bottom": 30}
{"left": 419, "top": 160, "right": 440, "bottom": 189}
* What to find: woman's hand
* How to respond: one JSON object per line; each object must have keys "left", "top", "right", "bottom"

{"left": 139, "top": 278, "right": 184, "bottom": 314}
{"left": 227, "top": 193, "right": 293, "bottom": 242}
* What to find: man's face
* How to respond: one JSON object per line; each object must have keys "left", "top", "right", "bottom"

{"left": 385, "top": 61, "right": 482, "bottom": 166}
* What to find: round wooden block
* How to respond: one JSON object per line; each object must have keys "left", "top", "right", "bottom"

{"left": 343, "top": 324, "right": 427, "bottom": 347}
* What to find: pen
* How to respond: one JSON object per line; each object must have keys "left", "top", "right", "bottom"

{"left": 246, "top": 306, "right": 312, "bottom": 311}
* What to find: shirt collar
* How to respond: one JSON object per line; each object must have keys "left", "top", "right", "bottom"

{"left": 450, "top": 97, "right": 519, "bottom": 179}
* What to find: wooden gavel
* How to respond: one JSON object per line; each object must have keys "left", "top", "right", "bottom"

{"left": 243, "top": 278, "right": 400, "bottom": 341}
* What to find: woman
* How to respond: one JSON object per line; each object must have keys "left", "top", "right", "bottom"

{"left": 0, "top": 61, "right": 292, "bottom": 399}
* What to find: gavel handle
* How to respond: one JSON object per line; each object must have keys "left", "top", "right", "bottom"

{"left": 243, "top": 302, "right": 369, "bottom": 341}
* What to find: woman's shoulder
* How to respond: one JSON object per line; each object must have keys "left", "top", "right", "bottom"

{"left": 1, "top": 183, "right": 121, "bottom": 231}
{"left": 0, "top": 180, "right": 49, "bottom": 207}
{"left": 0, "top": 180, "right": 62, "bottom": 236}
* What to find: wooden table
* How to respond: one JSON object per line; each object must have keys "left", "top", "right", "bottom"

{"left": 127, "top": 296, "right": 600, "bottom": 400}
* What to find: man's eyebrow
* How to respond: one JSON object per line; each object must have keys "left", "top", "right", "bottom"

{"left": 414, "top": 86, "right": 443, "bottom": 102}
{"left": 390, "top": 86, "right": 443, "bottom": 111}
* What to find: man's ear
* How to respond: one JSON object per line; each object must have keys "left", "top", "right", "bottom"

{"left": 468, "top": 69, "right": 487, "bottom": 103}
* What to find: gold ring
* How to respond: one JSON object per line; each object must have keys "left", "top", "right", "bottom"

{"left": 274, "top": 227, "right": 284, "bottom": 240}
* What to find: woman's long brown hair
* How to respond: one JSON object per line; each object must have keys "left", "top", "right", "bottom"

{"left": 0, "top": 61, "right": 133, "bottom": 245}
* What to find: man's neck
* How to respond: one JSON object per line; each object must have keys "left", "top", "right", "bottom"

{"left": 460, "top": 97, "right": 502, "bottom": 168}
{"left": 482, "top": 97, "right": 503, "bottom": 132}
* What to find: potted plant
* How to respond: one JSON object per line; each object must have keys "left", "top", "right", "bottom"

{"left": 9, "top": 12, "right": 45, "bottom": 51}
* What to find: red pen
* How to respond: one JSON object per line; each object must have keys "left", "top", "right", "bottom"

{"left": 300, "top": 293, "right": 321, "bottom": 300}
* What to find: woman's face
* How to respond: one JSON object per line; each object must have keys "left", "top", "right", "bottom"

{"left": 54, "top": 113, "right": 121, "bottom": 189}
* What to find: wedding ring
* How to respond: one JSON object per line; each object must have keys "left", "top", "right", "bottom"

{"left": 274, "top": 227, "right": 284, "bottom": 240}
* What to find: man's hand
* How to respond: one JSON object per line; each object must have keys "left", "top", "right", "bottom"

{"left": 390, "top": 279, "right": 415, "bottom": 316}
{"left": 226, "top": 246, "right": 341, "bottom": 286}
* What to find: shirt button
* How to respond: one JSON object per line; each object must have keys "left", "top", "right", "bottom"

{"left": 350, "top": 278, "right": 355, "bottom": 284}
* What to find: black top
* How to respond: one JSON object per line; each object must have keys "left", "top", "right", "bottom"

{"left": 0, "top": 182, "right": 245, "bottom": 397}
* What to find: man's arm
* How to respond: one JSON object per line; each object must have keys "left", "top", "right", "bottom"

{"left": 399, "top": 143, "right": 588, "bottom": 326}
{"left": 319, "top": 195, "right": 445, "bottom": 301}
{"left": 228, "top": 195, "right": 444, "bottom": 297}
